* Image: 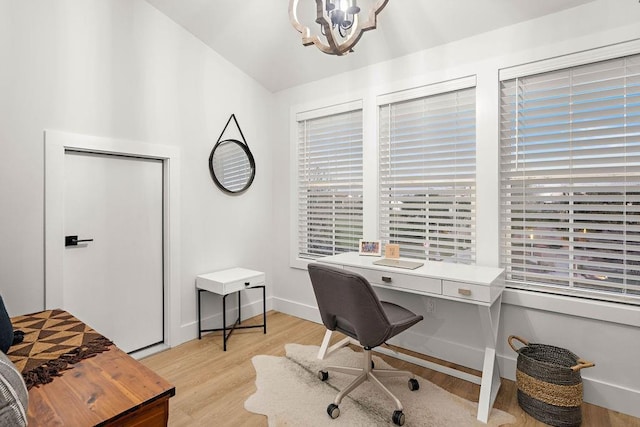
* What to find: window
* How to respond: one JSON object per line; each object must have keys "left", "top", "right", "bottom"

{"left": 297, "top": 106, "right": 363, "bottom": 259}
{"left": 500, "top": 53, "right": 640, "bottom": 303}
{"left": 379, "top": 83, "right": 476, "bottom": 263}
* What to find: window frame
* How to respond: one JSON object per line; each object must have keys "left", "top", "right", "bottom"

{"left": 499, "top": 45, "right": 640, "bottom": 306}
{"left": 377, "top": 76, "right": 478, "bottom": 263}
{"left": 290, "top": 99, "right": 364, "bottom": 268}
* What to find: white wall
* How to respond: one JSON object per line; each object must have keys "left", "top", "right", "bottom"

{"left": 2, "top": 0, "right": 639, "bottom": 419}
{"left": 0, "top": 0, "right": 274, "bottom": 343}
{"left": 272, "top": 0, "right": 640, "bottom": 418}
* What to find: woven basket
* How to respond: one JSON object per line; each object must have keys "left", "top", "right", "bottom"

{"left": 509, "top": 335, "right": 594, "bottom": 427}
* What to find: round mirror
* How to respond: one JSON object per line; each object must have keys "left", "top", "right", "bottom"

{"left": 208, "top": 139, "right": 255, "bottom": 194}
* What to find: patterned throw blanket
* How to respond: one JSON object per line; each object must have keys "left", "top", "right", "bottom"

{"left": 7, "top": 309, "right": 113, "bottom": 389}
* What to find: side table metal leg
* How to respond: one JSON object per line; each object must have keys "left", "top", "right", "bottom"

{"left": 197, "top": 289, "right": 202, "bottom": 340}
{"left": 238, "top": 291, "right": 242, "bottom": 325}
{"left": 262, "top": 286, "right": 267, "bottom": 334}
{"left": 223, "top": 293, "right": 227, "bottom": 351}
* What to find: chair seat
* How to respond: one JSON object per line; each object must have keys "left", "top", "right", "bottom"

{"left": 381, "top": 301, "right": 423, "bottom": 345}
{"left": 335, "top": 302, "right": 422, "bottom": 348}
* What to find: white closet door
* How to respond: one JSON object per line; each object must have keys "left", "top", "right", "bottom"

{"left": 63, "top": 151, "right": 163, "bottom": 353}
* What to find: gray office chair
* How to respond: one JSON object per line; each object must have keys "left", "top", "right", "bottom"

{"left": 308, "top": 263, "right": 424, "bottom": 426}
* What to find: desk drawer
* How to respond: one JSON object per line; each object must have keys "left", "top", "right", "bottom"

{"left": 442, "top": 280, "right": 490, "bottom": 302}
{"left": 346, "top": 266, "right": 441, "bottom": 295}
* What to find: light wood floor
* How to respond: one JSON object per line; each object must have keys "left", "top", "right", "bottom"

{"left": 141, "top": 311, "right": 639, "bottom": 427}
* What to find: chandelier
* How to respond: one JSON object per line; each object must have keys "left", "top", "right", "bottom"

{"left": 289, "top": 0, "right": 389, "bottom": 56}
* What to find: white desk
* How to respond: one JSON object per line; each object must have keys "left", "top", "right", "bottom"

{"left": 196, "top": 268, "right": 266, "bottom": 351}
{"left": 318, "top": 252, "right": 504, "bottom": 424}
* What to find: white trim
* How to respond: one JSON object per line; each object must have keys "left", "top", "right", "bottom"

{"left": 129, "top": 343, "right": 170, "bottom": 360}
{"left": 290, "top": 256, "right": 314, "bottom": 271}
{"left": 362, "top": 90, "right": 379, "bottom": 238}
{"left": 499, "top": 38, "right": 640, "bottom": 81}
{"left": 289, "top": 107, "right": 301, "bottom": 270}
{"left": 44, "top": 130, "right": 182, "bottom": 347}
{"left": 376, "top": 75, "right": 477, "bottom": 106}
{"left": 271, "top": 296, "right": 321, "bottom": 323}
{"left": 502, "top": 289, "right": 640, "bottom": 328}
{"left": 581, "top": 375, "right": 640, "bottom": 420}
{"left": 295, "top": 99, "right": 363, "bottom": 121}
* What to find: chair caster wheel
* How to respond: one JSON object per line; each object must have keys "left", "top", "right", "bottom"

{"left": 318, "top": 370, "right": 329, "bottom": 381}
{"left": 327, "top": 403, "right": 340, "bottom": 419}
{"left": 392, "top": 410, "right": 405, "bottom": 426}
{"left": 408, "top": 378, "right": 419, "bottom": 391}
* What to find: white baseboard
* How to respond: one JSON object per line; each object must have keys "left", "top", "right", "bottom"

{"left": 274, "top": 299, "right": 640, "bottom": 420}
{"left": 581, "top": 378, "right": 640, "bottom": 419}
{"left": 272, "top": 296, "right": 321, "bottom": 323}
{"left": 130, "top": 343, "right": 170, "bottom": 360}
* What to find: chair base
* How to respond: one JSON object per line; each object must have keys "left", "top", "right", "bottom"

{"left": 321, "top": 347, "right": 418, "bottom": 413}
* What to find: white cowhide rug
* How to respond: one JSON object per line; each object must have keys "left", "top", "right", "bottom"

{"left": 245, "top": 344, "right": 516, "bottom": 426}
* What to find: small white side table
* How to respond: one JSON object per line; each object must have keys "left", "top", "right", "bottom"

{"left": 196, "top": 267, "right": 266, "bottom": 351}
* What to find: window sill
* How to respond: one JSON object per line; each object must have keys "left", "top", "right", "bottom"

{"left": 291, "top": 255, "right": 640, "bottom": 327}
{"left": 290, "top": 257, "right": 313, "bottom": 271}
{"left": 502, "top": 288, "right": 640, "bottom": 327}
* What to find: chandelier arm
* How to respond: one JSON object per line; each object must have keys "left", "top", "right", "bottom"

{"left": 358, "top": 0, "right": 390, "bottom": 32}
{"left": 289, "top": 0, "right": 312, "bottom": 44}
{"left": 288, "top": 0, "right": 343, "bottom": 55}
{"left": 317, "top": 14, "right": 346, "bottom": 54}
{"left": 330, "top": 0, "right": 389, "bottom": 53}
{"left": 289, "top": 0, "right": 390, "bottom": 56}
{"left": 314, "top": 0, "right": 345, "bottom": 54}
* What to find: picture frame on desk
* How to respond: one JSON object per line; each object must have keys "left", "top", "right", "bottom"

{"left": 359, "top": 240, "right": 381, "bottom": 256}
{"left": 385, "top": 243, "right": 400, "bottom": 258}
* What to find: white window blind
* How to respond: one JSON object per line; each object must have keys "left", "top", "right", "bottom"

{"left": 297, "top": 108, "right": 363, "bottom": 259}
{"left": 379, "top": 87, "right": 476, "bottom": 263}
{"left": 500, "top": 54, "right": 640, "bottom": 303}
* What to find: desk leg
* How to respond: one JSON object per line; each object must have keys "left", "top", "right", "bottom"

{"left": 478, "top": 347, "right": 501, "bottom": 423}
{"left": 238, "top": 291, "right": 242, "bottom": 325}
{"left": 476, "top": 295, "right": 503, "bottom": 423}
{"left": 197, "top": 289, "right": 202, "bottom": 340}
{"left": 318, "top": 330, "right": 333, "bottom": 359}
{"left": 317, "top": 329, "right": 352, "bottom": 360}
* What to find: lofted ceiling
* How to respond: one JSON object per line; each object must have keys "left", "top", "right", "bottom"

{"left": 145, "top": 0, "right": 596, "bottom": 93}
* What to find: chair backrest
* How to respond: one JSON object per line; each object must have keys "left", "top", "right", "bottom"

{"left": 308, "top": 263, "right": 392, "bottom": 348}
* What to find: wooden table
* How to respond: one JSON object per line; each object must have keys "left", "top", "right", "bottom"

{"left": 27, "top": 345, "right": 175, "bottom": 426}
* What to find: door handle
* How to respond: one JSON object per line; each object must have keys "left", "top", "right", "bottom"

{"left": 65, "top": 235, "right": 94, "bottom": 247}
